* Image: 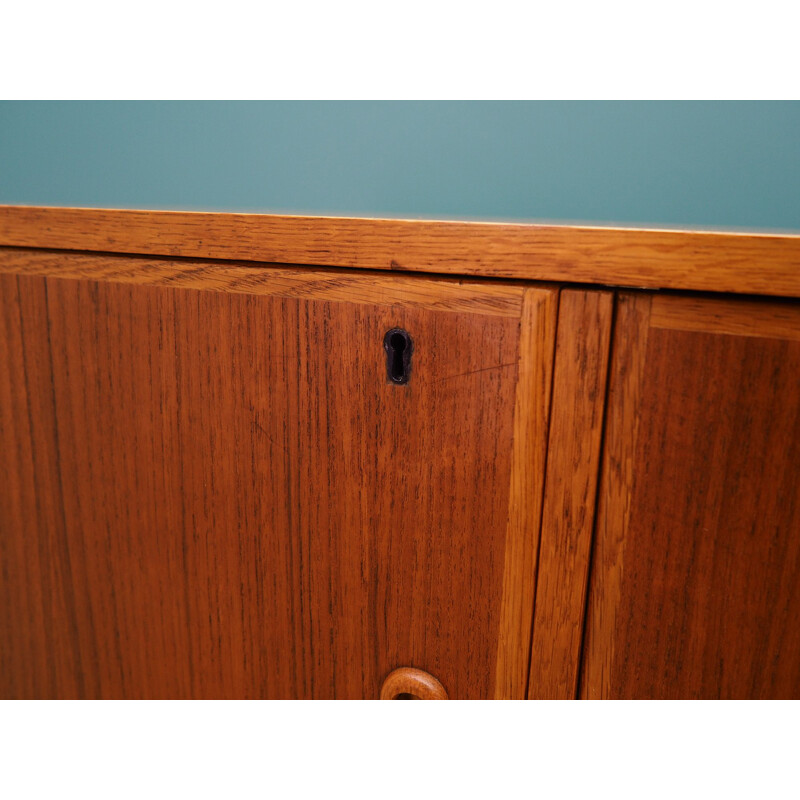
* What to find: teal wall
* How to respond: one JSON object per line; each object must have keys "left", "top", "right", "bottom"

{"left": 1, "top": 101, "right": 798, "bottom": 229}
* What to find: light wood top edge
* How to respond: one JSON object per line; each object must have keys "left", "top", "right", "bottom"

{"left": 2, "top": 204, "right": 799, "bottom": 238}
{"left": 2, "top": 205, "right": 800, "bottom": 298}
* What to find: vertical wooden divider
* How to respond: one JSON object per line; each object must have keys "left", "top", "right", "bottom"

{"left": 579, "top": 293, "right": 651, "bottom": 699}
{"left": 494, "top": 287, "right": 558, "bottom": 699}
{"left": 527, "top": 289, "right": 614, "bottom": 699}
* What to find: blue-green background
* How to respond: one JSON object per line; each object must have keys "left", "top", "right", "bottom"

{"left": 1, "top": 101, "right": 798, "bottom": 229}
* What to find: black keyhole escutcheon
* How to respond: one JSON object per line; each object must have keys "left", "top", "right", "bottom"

{"left": 384, "top": 328, "right": 413, "bottom": 384}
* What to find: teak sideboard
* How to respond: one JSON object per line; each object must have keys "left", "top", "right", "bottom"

{"left": 1, "top": 207, "right": 799, "bottom": 700}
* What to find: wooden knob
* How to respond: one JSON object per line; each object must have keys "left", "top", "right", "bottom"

{"left": 379, "top": 667, "right": 448, "bottom": 700}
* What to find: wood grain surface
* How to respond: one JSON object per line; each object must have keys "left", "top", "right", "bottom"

{"left": 650, "top": 293, "right": 800, "bottom": 341}
{"left": 0, "top": 248, "right": 524, "bottom": 316}
{"left": 581, "top": 292, "right": 800, "bottom": 699}
{"left": 0, "top": 248, "right": 557, "bottom": 699}
{"left": 527, "top": 289, "right": 614, "bottom": 699}
{"left": 495, "top": 288, "right": 557, "bottom": 698}
{"left": 2, "top": 206, "right": 800, "bottom": 297}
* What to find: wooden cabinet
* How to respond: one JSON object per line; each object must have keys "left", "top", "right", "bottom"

{"left": 1, "top": 207, "right": 799, "bottom": 699}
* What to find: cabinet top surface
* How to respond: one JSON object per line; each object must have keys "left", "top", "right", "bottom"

{"left": 2, "top": 205, "right": 800, "bottom": 298}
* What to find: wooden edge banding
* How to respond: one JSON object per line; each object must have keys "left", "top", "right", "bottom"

{"left": 380, "top": 668, "right": 448, "bottom": 700}
{"left": 0, "top": 248, "right": 524, "bottom": 318}
{"left": 494, "top": 286, "right": 559, "bottom": 699}
{"left": 527, "top": 290, "right": 614, "bottom": 699}
{"left": 579, "top": 293, "right": 652, "bottom": 699}
{"left": 2, "top": 206, "right": 800, "bottom": 298}
{"left": 651, "top": 294, "right": 800, "bottom": 341}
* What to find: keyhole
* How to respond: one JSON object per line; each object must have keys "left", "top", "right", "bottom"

{"left": 389, "top": 333, "right": 406, "bottom": 380}
{"left": 384, "top": 328, "right": 413, "bottom": 385}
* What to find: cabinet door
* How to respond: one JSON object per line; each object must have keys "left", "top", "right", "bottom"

{"left": 0, "top": 249, "right": 556, "bottom": 699}
{"left": 582, "top": 293, "right": 800, "bottom": 699}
